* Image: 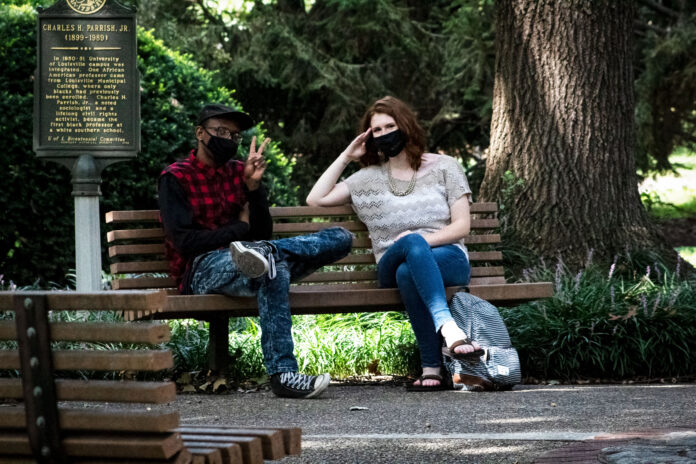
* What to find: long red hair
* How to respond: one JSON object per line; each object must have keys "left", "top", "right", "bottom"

{"left": 359, "top": 96, "right": 426, "bottom": 171}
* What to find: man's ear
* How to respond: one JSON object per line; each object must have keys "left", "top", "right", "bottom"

{"left": 195, "top": 125, "right": 205, "bottom": 142}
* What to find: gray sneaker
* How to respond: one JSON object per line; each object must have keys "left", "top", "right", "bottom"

{"left": 270, "top": 372, "right": 331, "bottom": 399}
{"left": 229, "top": 241, "right": 277, "bottom": 279}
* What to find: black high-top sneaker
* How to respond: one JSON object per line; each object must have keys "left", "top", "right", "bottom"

{"left": 270, "top": 372, "right": 331, "bottom": 399}
{"left": 229, "top": 241, "right": 277, "bottom": 279}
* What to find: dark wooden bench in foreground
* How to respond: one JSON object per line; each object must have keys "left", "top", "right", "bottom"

{"left": 0, "top": 291, "right": 300, "bottom": 464}
{"left": 106, "top": 203, "right": 553, "bottom": 369}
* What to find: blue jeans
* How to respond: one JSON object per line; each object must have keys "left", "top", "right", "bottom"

{"left": 377, "top": 234, "right": 471, "bottom": 368}
{"left": 190, "top": 227, "right": 353, "bottom": 375}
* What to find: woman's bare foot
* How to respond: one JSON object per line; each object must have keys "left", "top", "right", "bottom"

{"left": 411, "top": 366, "right": 441, "bottom": 387}
{"left": 440, "top": 320, "right": 481, "bottom": 355}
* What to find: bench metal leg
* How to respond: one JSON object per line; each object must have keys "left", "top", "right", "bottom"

{"left": 14, "top": 294, "right": 66, "bottom": 463}
{"left": 207, "top": 314, "right": 230, "bottom": 372}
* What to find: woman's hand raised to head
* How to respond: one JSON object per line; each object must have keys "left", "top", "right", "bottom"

{"left": 306, "top": 131, "right": 369, "bottom": 207}
{"left": 341, "top": 128, "right": 371, "bottom": 163}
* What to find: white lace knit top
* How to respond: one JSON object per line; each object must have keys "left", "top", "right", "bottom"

{"left": 341, "top": 153, "right": 473, "bottom": 263}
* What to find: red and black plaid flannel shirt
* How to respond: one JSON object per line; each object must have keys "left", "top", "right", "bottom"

{"left": 161, "top": 151, "right": 246, "bottom": 288}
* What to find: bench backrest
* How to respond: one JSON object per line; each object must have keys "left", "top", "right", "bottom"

{"left": 0, "top": 291, "right": 190, "bottom": 462}
{"left": 106, "top": 203, "right": 505, "bottom": 292}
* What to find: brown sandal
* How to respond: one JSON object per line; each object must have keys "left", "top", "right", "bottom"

{"left": 442, "top": 337, "right": 485, "bottom": 362}
{"left": 405, "top": 374, "right": 451, "bottom": 392}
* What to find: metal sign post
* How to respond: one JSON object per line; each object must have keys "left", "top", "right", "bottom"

{"left": 33, "top": 0, "right": 139, "bottom": 291}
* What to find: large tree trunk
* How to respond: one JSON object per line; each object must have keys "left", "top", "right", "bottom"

{"left": 479, "top": 0, "right": 672, "bottom": 267}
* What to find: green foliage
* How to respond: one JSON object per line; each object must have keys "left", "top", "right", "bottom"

{"left": 0, "top": 4, "right": 75, "bottom": 287}
{"left": 0, "top": 4, "right": 295, "bottom": 287}
{"left": 505, "top": 253, "right": 696, "bottom": 381}
{"left": 635, "top": 3, "right": 696, "bottom": 172}
{"left": 166, "top": 312, "right": 420, "bottom": 381}
{"left": 640, "top": 149, "right": 696, "bottom": 220}
{"left": 291, "top": 312, "right": 420, "bottom": 378}
{"left": 134, "top": 0, "right": 496, "bottom": 199}
{"left": 135, "top": 0, "right": 696, "bottom": 188}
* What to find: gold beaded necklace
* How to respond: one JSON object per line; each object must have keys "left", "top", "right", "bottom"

{"left": 387, "top": 162, "right": 417, "bottom": 196}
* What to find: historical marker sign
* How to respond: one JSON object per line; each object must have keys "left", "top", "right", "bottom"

{"left": 33, "top": 0, "right": 139, "bottom": 292}
{"left": 34, "top": 0, "right": 139, "bottom": 160}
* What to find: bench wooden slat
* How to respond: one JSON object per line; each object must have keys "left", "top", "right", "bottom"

{"left": 470, "top": 266, "right": 506, "bottom": 277}
{"left": 69, "top": 448, "right": 194, "bottom": 464}
{"left": 112, "top": 277, "right": 175, "bottom": 290}
{"left": 109, "top": 248, "right": 501, "bottom": 263}
{"left": 269, "top": 202, "right": 498, "bottom": 217}
{"left": 105, "top": 203, "right": 498, "bottom": 224}
{"left": 274, "top": 221, "right": 366, "bottom": 233}
{"left": 178, "top": 427, "right": 284, "bottom": 461}
{"left": 300, "top": 266, "right": 505, "bottom": 283}
{"left": 107, "top": 228, "right": 165, "bottom": 242}
{"left": 181, "top": 435, "right": 262, "bottom": 464}
{"left": 0, "top": 291, "right": 166, "bottom": 312}
{"left": 0, "top": 321, "right": 170, "bottom": 344}
{"left": 0, "top": 379, "right": 176, "bottom": 404}
{"left": 157, "top": 282, "right": 553, "bottom": 316}
{"left": 107, "top": 234, "right": 500, "bottom": 251}
{"left": 110, "top": 263, "right": 506, "bottom": 290}
{"left": 215, "top": 426, "right": 301, "bottom": 456}
{"left": 272, "top": 218, "right": 499, "bottom": 234}
{"left": 108, "top": 240, "right": 502, "bottom": 266}
{"left": 349, "top": 234, "right": 500, "bottom": 248}
{"left": 0, "top": 407, "right": 179, "bottom": 432}
{"left": 300, "top": 270, "right": 378, "bottom": 282}
{"left": 185, "top": 443, "right": 241, "bottom": 464}
{"left": 106, "top": 210, "right": 161, "bottom": 223}
{"left": 111, "top": 260, "right": 171, "bottom": 274}
{"left": 109, "top": 244, "right": 165, "bottom": 257}
{"left": 469, "top": 276, "right": 507, "bottom": 285}
{"left": 0, "top": 432, "right": 183, "bottom": 459}
{"left": 187, "top": 448, "right": 223, "bottom": 464}
{"left": 0, "top": 349, "right": 173, "bottom": 371}
{"left": 334, "top": 250, "right": 502, "bottom": 265}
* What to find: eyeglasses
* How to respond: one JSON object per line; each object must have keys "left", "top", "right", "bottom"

{"left": 205, "top": 126, "right": 243, "bottom": 143}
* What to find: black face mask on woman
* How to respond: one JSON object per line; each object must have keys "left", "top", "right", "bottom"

{"left": 373, "top": 129, "right": 407, "bottom": 159}
{"left": 204, "top": 133, "right": 239, "bottom": 167}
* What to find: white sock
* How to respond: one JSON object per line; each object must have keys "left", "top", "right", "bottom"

{"left": 440, "top": 320, "right": 466, "bottom": 343}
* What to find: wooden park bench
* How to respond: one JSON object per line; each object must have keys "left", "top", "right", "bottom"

{"left": 0, "top": 291, "right": 301, "bottom": 464}
{"left": 106, "top": 203, "right": 553, "bottom": 369}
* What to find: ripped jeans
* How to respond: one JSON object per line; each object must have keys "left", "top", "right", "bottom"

{"left": 191, "top": 227, "right": 353, "bottom": 375}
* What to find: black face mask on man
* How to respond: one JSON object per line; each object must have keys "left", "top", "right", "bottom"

{"left": 203, "top": 131, "right": 239, "bottom": 167}
{"left": 374, "top": 129, "right": 407, "bottom": 159}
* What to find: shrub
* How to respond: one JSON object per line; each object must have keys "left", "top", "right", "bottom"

{"left": 503, "top": 252, "right": 696, "bottom": 381}
{"left": 0, "top": 4, "right": 296, "bottom": 287}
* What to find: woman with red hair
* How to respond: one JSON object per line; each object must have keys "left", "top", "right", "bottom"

{"left": 307, "top": 96, "right": 483, "bottom": 390}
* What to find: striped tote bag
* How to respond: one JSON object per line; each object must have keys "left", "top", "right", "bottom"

{"left": 443, "top": 291, "right": 522, "bottom": 391}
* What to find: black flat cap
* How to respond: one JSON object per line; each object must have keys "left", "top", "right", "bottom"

{"left": 197, "top": 103, "right": 255, "bottom": 130}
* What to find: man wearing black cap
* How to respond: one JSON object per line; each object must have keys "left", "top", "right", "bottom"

{"left": 158, "top": 103, "right": 353, "bottom": 398}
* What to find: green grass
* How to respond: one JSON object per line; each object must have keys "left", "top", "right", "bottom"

{"left": 167, "top": 312, "right": 421, "bottom": 382}
{"left": 641, "top": 148, "right": 696, "bottom": 220}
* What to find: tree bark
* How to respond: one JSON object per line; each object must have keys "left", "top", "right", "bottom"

{"left": 479, "top": 0, "right": 674, "bottom": 267}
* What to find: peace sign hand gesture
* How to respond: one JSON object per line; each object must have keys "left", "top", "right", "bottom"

{"left": 244, "top": 135, "right": 270, "bottom": 190}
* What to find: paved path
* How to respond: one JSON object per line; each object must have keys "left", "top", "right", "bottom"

{"left": 172, "top": 383, "right": 696, "bottom": 463}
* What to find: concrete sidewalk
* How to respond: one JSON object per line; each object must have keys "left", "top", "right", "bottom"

{"left": 172, "top": 383, "right": 696, "bottom": 463}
